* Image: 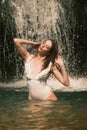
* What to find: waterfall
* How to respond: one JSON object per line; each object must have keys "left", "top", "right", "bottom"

{"left": 0, "top": 0, "right": 87, "bottom": 91}
{"left": 11, "top": 0, "right": 62, "bottom": 39}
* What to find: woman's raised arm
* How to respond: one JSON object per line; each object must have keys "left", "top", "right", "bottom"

{"left": 13, "top": 38, "right": 37, "bottom": 62}
{"left": 52, "top": 55, "right": 70, "bottom": 86}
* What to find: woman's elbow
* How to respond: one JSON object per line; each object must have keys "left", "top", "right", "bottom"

{"left": 63, "top": 80, "right": 70, "bottom": 87}
{"left": 13, "top": 38, "right": 17, "bottom": 44}
{"left": 13, "top": 38, "right": 19, "bottom": 46}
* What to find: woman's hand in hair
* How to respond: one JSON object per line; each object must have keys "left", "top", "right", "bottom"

{"left": 55, "top": 55, "right": 64, "bottom": 67}
{"left": 32, "top": 42, "right": 41, "bottom": 49}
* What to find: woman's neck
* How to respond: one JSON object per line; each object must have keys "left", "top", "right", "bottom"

{"left": 36, "top": 54, "right": 46, "bottom": 61}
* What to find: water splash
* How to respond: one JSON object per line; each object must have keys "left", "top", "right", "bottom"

{"left": 0, "top": 77, "right": 87, "bottom": 92}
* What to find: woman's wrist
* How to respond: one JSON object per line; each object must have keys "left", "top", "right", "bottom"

{"left": 55, "top": 62, "right": 64, "bottom": 67}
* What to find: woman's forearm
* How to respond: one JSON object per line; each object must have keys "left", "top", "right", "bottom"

{"left": 55, "top": 55, "right": 70, "bottom": 86}
{"left": 13, "top": 38, "right": 37, "bottom": 61}
{"left": 59, "top": 65, "right": 70, "bottom": 86}
{"left": 13, "top": 38, "right": 36, "bottom": 46}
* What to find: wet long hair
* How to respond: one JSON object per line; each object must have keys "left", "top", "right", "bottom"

{"left": 41, "top": 39, "right": 59, "bottom": 70}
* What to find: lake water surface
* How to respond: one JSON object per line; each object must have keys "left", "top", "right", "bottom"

{"left": 0, "top": 87, "right": 87, "bottom": 130}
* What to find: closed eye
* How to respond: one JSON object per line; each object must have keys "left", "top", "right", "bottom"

{"left": 44, "top": 44, "right": 50, "bottom": 49}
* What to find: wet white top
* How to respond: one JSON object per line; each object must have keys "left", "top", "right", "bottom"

{"left": 25, "top": 55, "right": 52, "bottom": 80}
{"left": 24, "top": 55, "right": 52, "bottom": 100}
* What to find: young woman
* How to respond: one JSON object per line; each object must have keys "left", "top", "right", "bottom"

{"left": 13, "top": 38, "right": 70, "bottom": 101}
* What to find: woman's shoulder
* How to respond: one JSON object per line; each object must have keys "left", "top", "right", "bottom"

{"left": 24, "top": 54, "right": 34, "bottom": 64}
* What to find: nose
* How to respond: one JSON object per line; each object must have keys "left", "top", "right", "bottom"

{"left": 41, "top": 43, "right": 45, "bottom": 48}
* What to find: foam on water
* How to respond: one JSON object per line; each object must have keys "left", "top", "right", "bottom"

{"left": 0, "top": 77, "right": 87, "bottom": 92}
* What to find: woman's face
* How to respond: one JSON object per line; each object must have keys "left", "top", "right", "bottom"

{"left": 38, "top": 40, "right": 52, "bottom": 54}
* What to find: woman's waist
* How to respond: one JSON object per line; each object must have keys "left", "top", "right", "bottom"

{"left": 27, "top": 78, "right": 46, "bottom": 85}
{"left": 26, "top": 76, "right": 47, "bottom": 82}
{"left": 25, "top": 71, "right": 50, "bottom": 81}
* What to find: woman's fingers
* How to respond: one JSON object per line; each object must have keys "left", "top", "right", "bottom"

{"left": 55, "top": 55, "right": 64, "bottom": 66}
